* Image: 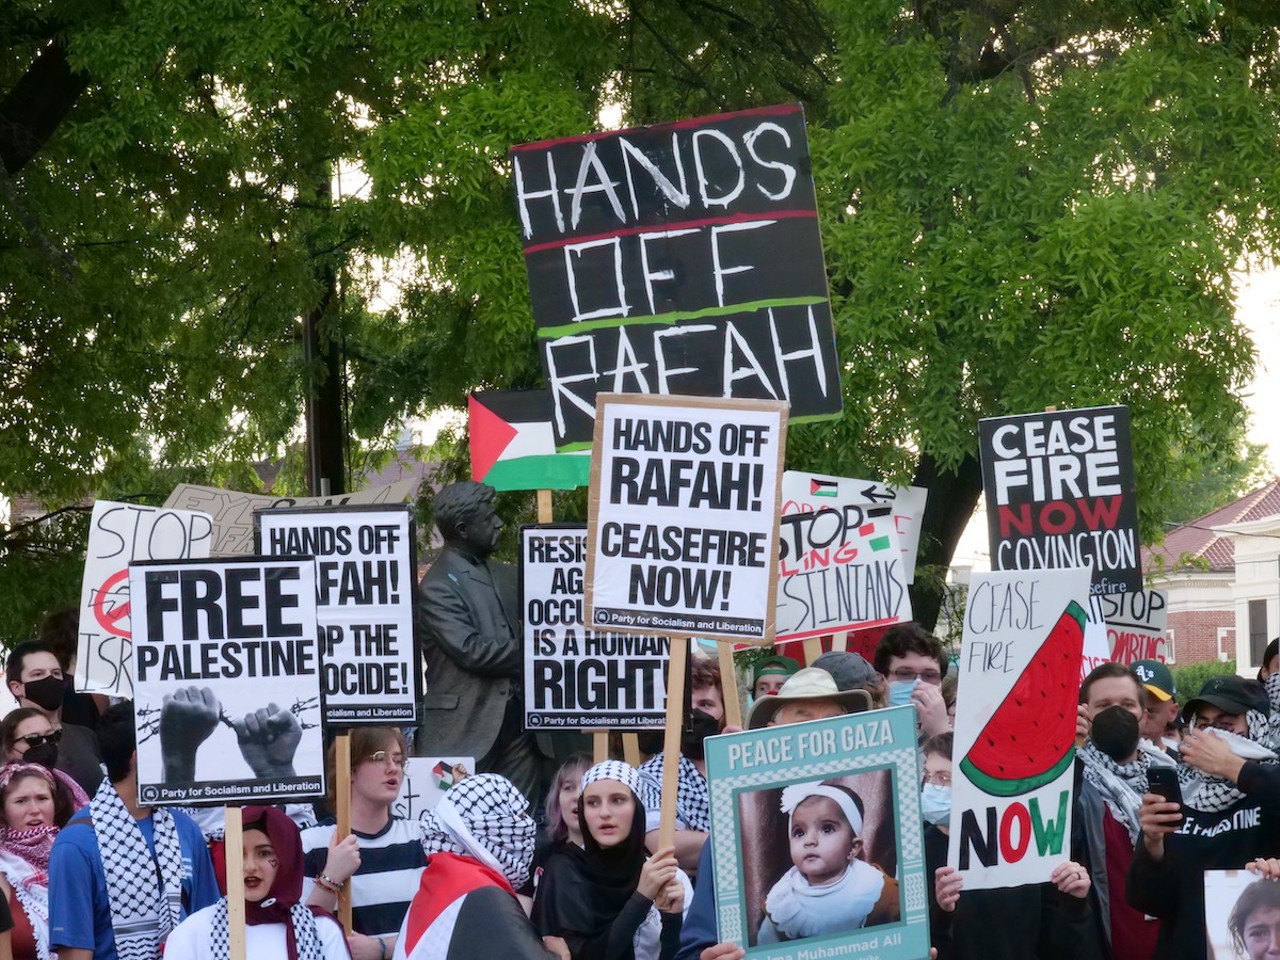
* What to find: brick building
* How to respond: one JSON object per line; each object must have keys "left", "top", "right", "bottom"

{"left": 1144, "top": 478, "right": 1280, "bottom": 668}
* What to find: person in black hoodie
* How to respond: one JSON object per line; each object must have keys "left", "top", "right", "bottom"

{"left": 1127, "top": 674, "right": 1280, "bottom": 960}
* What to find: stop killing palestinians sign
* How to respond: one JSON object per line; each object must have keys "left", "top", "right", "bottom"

{"left": 77, "top": 501, "right": 215, "bottom": 698}
{"left": 585, "top": 393, "right": 787, "bottom": 643}
{"left": 949, "top": 566, "right": 1091, "bottom": 890}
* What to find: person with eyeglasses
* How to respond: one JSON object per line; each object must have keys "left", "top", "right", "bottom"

{"left": 0, "top": 709, "right": 90, "bottom": 824}
{"left": 301, "top": 727, "right": 426, "bottom": 960}
{"left": 872, "top": 624, "right": 951, "bottom": 740}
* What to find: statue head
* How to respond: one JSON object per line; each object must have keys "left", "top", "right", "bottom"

{"left": 434, "top": 480, "right": 504, "bottom": 559}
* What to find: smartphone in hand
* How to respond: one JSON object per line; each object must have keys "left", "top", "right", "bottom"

{"left": 1146, "top": 766, "right": 1185, "bottom": 828}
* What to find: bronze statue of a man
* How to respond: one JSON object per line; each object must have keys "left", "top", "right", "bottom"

{"left": 415, "top": 480, "right": 548, "bottom": 806}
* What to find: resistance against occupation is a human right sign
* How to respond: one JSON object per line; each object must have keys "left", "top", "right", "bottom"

{"left": 585, "top": 393, "right": 787, "bottom": 643}
{"left": 256, "top": 505, "right": 420, "bottom": 725}
{"left": 77, "top": 501, "right": 214, "bottom": 699}
{"left": 129, "top": 556, "right": 325, "bottom": 806}
{"left": 979, "top": 405, "right": 1140, "bottom": 596}
{"left": 522, "top": 524, "right": 669, "bottom": 729}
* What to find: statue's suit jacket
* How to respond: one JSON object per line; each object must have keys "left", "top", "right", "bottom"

{"left": 416, "top": 544, "right": 520, "bottom": 758}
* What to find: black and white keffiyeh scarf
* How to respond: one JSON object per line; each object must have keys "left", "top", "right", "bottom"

{"left": 1178, "top": 711, "right": 1280, "bottom": 813}
{"left": 209, "top": 899, "right": 323, "bottom": 960}
{"left": 1079, "top": 739, "right": 1175, "bottom": 841}
{"left": 90, "top": 778, "right": 184, "bottom": 960}
{"left": 420, "top": 773, "right": 536, "bottom": 890}
{"left": 637, "top": 753, "right": 709, "bottom": 832}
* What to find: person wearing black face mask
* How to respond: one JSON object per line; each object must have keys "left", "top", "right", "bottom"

{"left": 635, "top": 656, "right": 728, "bottom": 875}
{"left": 3, "top": 641, "right": 102, "bottom": 795}
{"left": 1076, "top": 664, "right": 1175, "bottom": 960}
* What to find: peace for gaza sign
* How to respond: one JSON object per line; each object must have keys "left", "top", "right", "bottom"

{"left": 585, "top": 393, "right": 786, "bottom": 644}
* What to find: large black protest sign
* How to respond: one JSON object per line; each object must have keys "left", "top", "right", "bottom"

{"left": 512, "top": 104, "right": 841, "bottom": 447}
{"left": 522, "top": 524, "right": 669, "bottom": 729}
{"left": 129, "top": 556, "right": 325, "bottom": 806}
{"left": 980, "top": 406, "right": 1141, "bottom": 596}
{"left": 585, "top": 393, "right": 787, "bottom": 643}
{"left": 256, "top": 505, "right": 420, "bottom": 725}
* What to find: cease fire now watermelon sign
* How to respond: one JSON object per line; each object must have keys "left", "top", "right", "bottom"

{"left": 948, "top": 565, "right": 1091, "bottom": 891}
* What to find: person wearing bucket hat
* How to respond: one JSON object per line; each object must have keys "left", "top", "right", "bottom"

{"left": 1129, "top": 674, "right": 1280, "bottom": 960}
{"left": 746, "top": 669, "right": 873, "bottom": 730}
{"left": 1132, "top": 660, "right": 1179, "bottom": 747}
{"left": 751, "top": 656, "right": 800, "bottom": 701}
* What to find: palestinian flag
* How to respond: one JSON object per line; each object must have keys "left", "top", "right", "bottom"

{"left": 432, "top": 760, "right": 455, "bottom": 790}
{"left": 810, "top": 477, "right": 839, "bottom": 497}
{"left": 468, "top": 389, "right": 590, "bottom": 491}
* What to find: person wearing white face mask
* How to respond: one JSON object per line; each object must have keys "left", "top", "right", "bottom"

{"left": 919, "top": 734, "right": 955, "bottom": 960}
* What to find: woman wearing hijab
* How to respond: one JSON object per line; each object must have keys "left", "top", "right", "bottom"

{"left": 165, "top": 805, "right": 349, "bottom": 960}
{"left": 533, "top": 760, "right": 686, "bottom": 960}
{"left": 396, "top": 773, "right": 566, "bottom": 960}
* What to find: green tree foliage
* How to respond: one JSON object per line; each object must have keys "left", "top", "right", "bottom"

{"left": 2, "top": 0, "right": 1278, "bottom": 641}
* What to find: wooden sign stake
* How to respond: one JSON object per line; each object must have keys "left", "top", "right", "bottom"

{"left": 715, "top": 642, "right": 742, "bottom": 729}
{"left": 537, "top": 489, "right": 553, "bottom": 524}
{"left": 622, "top": 733, "right": 642, "bottom": 767}
{"left": 225, "top": 805, "right": 246, "bottom": 960}
{"left": 335, "top": 733, "right": 353, "bottom": 931}
{"left": 658, "top": 636, "right": 689, "bottom": 851}
{"left": 802, "top": 637, "right": 823, "bottom": 666}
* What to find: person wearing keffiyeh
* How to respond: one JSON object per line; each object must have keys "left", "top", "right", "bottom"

{"left": 47, "top": 702, "right": 220, "bottom": 960}
{"left": 395, "top": 773, "right": 566, "bottom": 960}
{"left": 165, "top": 806, "right": 348, "bottom": 960}
{"left": 1128, "top": 673, "right": 1280, "bottom": 960}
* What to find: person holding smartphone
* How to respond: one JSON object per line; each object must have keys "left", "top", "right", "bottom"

{"left": 1127, "top": 675, "right": 1280, "bottom": 960}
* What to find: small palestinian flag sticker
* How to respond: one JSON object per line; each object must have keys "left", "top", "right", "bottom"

{"left": 433, "top": 761, "right": 457, "bottom": 791}
{"left": 810, "top": 478, "right": 839, "bottom": 498}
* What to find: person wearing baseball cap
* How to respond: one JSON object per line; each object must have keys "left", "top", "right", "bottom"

{"left": 1132, "top": 659, "right": 1179, "bottom": 747}
{"left": 811, "top": 651, "right": 887, "bottom": 708}
{"left": 1130, "top": 673, "right": 1280, "bottom": 960}
{"left": 751, "top": 655, "right": 800, "bottom": 701}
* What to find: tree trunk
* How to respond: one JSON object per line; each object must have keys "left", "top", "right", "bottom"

{"left": 908, "top": 450, "right": 984, "bottom": 629}
{"left": 1, "top": 37, "right": 89, "bottom": 175}
{"left": 302, "top": 173, "right": 345, "bottom": 497}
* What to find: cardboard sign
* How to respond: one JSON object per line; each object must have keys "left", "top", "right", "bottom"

{"left": 585, "top": 393, "right": 787, "bottom": 643}
{"left": 1102, "top": 589, "right": 1170, "bottom": 664}
{"left": 129, "top": 556, "right": 325, "bottom": 805}
{"left": 391, "top": 757, "right": 475, "bottom": 821}
{"left": 76, "top": 502, "right": 215, "bottom": 698}
{"left": 511, "top": 104, "right": 841, "bottom": 448}
{"left": 979, "top": 406, "right": 1140, "bottom": 596}
{"left": 164, "top": 481, "right": 418, "bottom": 555}
{"left": 776, "top": 472, "right": 913, "bottom": 641}
{"left": 522, "top": 524, "right": 669, "bottom": 729}
{"left": 705, "top": 706, "right": 929, "bottom": 959}
{"left": 256, "top": 505, "right": 420, "bottom": 725}
{"left": 949, "top": 567, "right": 1091, "bottom": 890}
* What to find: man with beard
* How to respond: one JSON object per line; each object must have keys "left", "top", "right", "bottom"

{"left": 1129, "top": 674, "right": 1280, "bottom": 960}
{"left": 637, "top": 656, "right": 726, "bottom": 874}
{"left": 1076, "top": 662, "right": 1175, "bottom": 960}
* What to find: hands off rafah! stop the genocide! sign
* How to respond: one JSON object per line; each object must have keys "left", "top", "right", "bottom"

{"left": 979, "top": 405, "right": 1140, "bottom": 597}
{"left": 511, "top": 104, "right": 842, "bottom": 448}
{"left": 256, "top": 505, "right": 420, "bottom": 725}
{"left": 585, "top": 393, "right": 787, "bottom": 644}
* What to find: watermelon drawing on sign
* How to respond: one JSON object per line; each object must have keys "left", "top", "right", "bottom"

{"left": 960, "top": 600, "right": 1087, "bottom": 798}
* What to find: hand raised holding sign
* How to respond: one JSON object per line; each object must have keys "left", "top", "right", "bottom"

{"left": 161, "top": 686, "right": 222, "bottom": 782}
{"left": 233, "top": 703, "right": 302, "bottom": 778}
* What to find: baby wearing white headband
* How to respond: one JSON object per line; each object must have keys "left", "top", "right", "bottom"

{"left": 757, "top": 781, "right": 900, "bottom": 944}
